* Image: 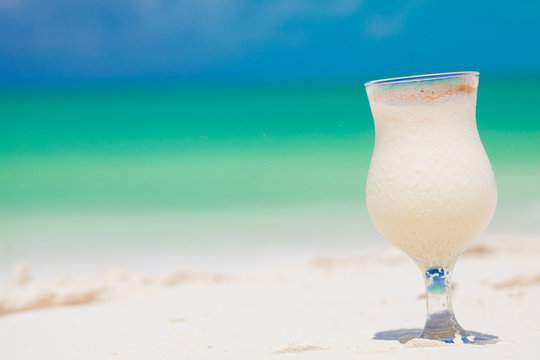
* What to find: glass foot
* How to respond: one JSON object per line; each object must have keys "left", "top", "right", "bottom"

{"left": 418, "top": 330, "right": 498, "bottom": 344}
{"left": 420, "top": 310, "right": 497, "bottom": 344}
{"left": 420, "top": 309, "right": 465, "bottom": 341}
{"left": 373, "top": 328, "right": 497, "bottom": 345}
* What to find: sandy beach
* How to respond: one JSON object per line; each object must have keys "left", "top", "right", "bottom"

{"left": 2, "top": 0, "right": 539, "bottom": 358}
{"left": 2, "top": 234, "right": 540, "bottom": 359}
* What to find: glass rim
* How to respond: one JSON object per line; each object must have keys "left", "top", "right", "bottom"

{"left": 365, "top": 71, "right": 479, "bottom": 88}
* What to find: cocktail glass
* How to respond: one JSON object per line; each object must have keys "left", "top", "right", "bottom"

{"left": 365, "top": 72, "right": 497, "bottom": 344}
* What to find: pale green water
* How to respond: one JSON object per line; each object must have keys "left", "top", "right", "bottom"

{"left": 0, "top": 79, "right": 538, "bottom": 256}
{"left": 0, "top": 80, "right": 538, "bottom": 211}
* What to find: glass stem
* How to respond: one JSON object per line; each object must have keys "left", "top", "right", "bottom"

{"left": 419, "top": 262, "right": 466, "bottom": 342}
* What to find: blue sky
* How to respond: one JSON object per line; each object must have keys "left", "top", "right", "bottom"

{"left": 1, "top": 0, "right": 539, "bottom": 83}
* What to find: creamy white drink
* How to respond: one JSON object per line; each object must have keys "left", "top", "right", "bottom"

{"left": 365, "top": 74, "right": 497, "bottom": 267}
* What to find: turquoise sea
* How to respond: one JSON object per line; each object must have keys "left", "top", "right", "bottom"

{"left": 0, "top": 78, "right": 539, "bottom": 256}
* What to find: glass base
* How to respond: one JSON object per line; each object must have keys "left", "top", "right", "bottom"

{"left": 374, "top": 328, "right": 498, "bottom": 345}
{"left": 418, "top": 330, "right": 498, "bottom": 345}
{"left": 420, "top": 310, "right": 497, "bottom": 344}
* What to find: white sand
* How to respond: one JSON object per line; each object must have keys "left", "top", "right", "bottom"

{"left": 1, "top": 236, "right": 540, "bottom": 359}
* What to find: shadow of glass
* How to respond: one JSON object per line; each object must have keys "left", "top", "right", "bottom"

{"left": 373, "top": 329, "right": 498, "bottom": 344}
{"left": 373, "top": 328, "right": 422, "bottom": 342}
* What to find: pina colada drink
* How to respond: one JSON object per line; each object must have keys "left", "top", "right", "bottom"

{"left": 366, "top": 74, "right": 497, "bottom": 268}
{"left": 365, "top": 72, "right": 498, "bottom": 343}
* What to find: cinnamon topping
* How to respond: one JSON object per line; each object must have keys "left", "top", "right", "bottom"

{"left": 369, "top": 83, "right": 476, "bottom": 104}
